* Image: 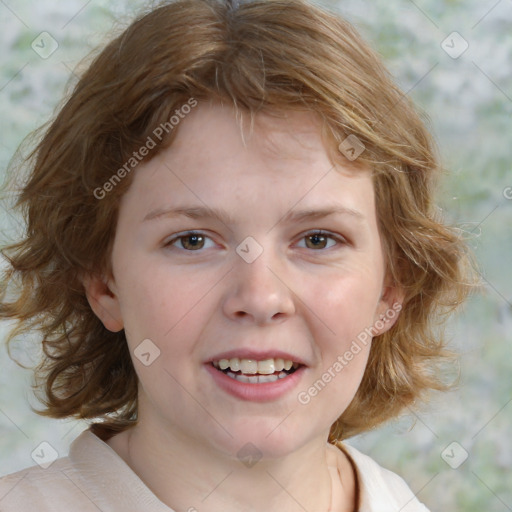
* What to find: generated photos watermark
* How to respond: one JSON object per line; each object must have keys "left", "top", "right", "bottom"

{"left": 93, "top": 98, "right": 198, "bottom": 200}
{"left": 297, "top": 302, "right": 402, "bottom": 405}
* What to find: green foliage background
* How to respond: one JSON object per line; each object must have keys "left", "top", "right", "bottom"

{"left": 1, "top": 1, "right": 511, "bottom": 510}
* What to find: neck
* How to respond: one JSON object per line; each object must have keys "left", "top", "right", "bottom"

{"left": 106, "top": 421, "right": 351, "bottom": 512}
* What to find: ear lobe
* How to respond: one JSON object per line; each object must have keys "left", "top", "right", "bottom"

{"left": 82, "top": 273, "right": 124, "bottom": 332}
{"left": 372, "top": 284, "right": 405, "bottom": 336}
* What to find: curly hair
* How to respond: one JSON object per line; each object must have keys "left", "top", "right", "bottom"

{"left": 0, "top": 0, "right": 475, "bottom": 442}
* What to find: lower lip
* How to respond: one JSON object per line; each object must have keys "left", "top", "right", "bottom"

{"left": 205, "top": 363, "right": 306, "bottom": 402}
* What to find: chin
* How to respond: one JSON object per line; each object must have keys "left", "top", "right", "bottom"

{"left": 214, "top": 418, "right": 321, "bottom": 461}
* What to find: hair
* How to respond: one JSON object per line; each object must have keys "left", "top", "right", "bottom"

{"left": 0, "top": 0, "right": 476, "bottom": 442}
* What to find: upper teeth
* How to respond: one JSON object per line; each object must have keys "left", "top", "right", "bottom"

{"left": 212, "top": 358, "right": 297, "bottom": 374}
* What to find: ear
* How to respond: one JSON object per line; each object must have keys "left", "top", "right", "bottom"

{"left": 372, "top": 280, "right": 405, "bottom": 337}
{"left": 82, "top": 273, "right": 124, "bottom": 332}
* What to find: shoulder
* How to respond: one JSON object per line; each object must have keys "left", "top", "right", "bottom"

{"left": 338, "top": 442, "right": 431, "bottom": 512}
{"left": 0, "top": 429, "right": 172, "bottom": 512}
{"left": 0, "top": 429, "right": 114, "bottom": 512}
{"left": 0, "top": 455, "right": 99, "bottom": 512}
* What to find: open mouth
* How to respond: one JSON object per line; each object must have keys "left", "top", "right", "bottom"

{"left": 211, "top": 357, "right": 301, "bottom": 384}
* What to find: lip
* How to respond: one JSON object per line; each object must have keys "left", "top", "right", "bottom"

{"left": 206, "top": 349, "right": 307, "bottom": 366}
{"left": 205, "top": 362, "right": 307, "bottom": 402}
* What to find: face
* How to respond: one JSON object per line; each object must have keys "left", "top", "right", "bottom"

{"left": 86, "top": 101, "right": 401, "bottom": 458}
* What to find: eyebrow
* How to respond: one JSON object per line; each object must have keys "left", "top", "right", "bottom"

{"left": 143, "top": 204, "right": 364, "bottom": 225}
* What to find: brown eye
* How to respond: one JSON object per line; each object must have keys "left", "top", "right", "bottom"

{"left": 179, "top": 234, "right": 205, "bottom": 250}
{"left": 305, "top": 233, "right": 329, "bottom": 249}
{"left": 298, "top": 231, "right": 342, "bottom": 250}
{"left": 165, "top": 232, "right": 215, "bottom": 251}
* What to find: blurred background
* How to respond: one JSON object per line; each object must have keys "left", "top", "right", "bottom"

{"left": 0, "top": 0, "right": 511, "bottom": 510}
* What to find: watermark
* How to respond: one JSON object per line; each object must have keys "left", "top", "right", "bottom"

{"left": 237, "top": 442, "right": 263, "bottom": 468}
{"left": 31, "top": 441, "right": 59, "bottom": 469}
{"left": 338, "top": 134, "right": 365, "bottom": 161}
{"left": 93, "top": 97, "right": 198, "bottom": 200}
{"left": 134, "top": 338, "right": 161, "bottom": 366}
{"left": 441, "top": 441, "right": 469, "bottom": 469}
{"left": 31, "top": 31, "right": 59, "bottom": 59}
{"left": 297, "top": 302, "right": 402, "bottom": 405}
{"left": 503, "top": 186, "right": 512, "bottom": 200}
{"left": 236, "top": 236, "right": 264, "bottom": 263}
{"left": 441, "top": 32, "right": 469, "bottom": 59}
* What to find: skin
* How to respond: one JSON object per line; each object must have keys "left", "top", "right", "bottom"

{"left": 85, "top": 100, "right": 403, "bottom": 512}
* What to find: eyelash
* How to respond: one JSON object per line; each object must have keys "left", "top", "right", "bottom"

{"left": 163, "top": 230, "right": 347, "bottom": 252}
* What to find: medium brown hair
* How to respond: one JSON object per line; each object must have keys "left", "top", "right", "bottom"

{"left": 0, "top": 0, "right": 475, "bottom": 441}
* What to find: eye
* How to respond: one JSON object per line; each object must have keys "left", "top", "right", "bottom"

{"left": 164, "top": 230, "right": 346, "bottom": 252}
{"left": 296, "top": 230, "right": 345, "bottom": 250}
{"left": 164, "top": 231, "right": 216, "bottom": 251}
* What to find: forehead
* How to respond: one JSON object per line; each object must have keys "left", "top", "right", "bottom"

{"left": 117, "top": 101, "right": 376, "bottom": 228}
{"left": 165, "top": 101, "right": 335, "bottom": 170}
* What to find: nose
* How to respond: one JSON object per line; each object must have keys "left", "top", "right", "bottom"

{"left": 222, "top": 247, "right": 296, "bottom": 325}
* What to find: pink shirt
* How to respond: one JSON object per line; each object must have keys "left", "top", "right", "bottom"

{"left": 0, "top": 429, "right": 429, "bottom": 511}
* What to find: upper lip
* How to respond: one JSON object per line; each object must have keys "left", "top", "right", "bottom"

{"left": 207, "top": 349, "right": 307, "bottom": 366}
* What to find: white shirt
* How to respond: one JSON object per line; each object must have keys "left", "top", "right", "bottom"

{"left": 0, "top": 429, "right": 429, "bottom": 511}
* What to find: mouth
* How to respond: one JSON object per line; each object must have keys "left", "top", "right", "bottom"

{"left": 211, "top": 357, "right": 302, "bottom": 384}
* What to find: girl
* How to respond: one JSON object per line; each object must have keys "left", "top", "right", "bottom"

{"left": 0, "top": 0, "right": 473, "bottom": 510}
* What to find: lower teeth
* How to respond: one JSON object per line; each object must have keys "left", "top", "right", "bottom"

{"left": 224, "top": 369, "right": 292, "bottom": 384}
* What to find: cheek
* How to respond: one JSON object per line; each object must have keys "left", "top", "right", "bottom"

{"left": 305, "top": 271, "right": 379, "bottom": 401}
{"left": 315, "top": 270, "right": 383, "bottom": 342}
{"left": 115, "top": 260, "right": 213, "bottom": 339}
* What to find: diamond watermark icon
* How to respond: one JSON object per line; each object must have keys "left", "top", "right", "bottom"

{"left": 441, "top": 441, "right": 469, "bottom": 469}
{"left": 441, "top": 32, "right": 469, "bottom": 59}
{"left": 338, "top": 134, "right": 365, "bottom": 161}
{"left": 237, "top": 442, "right": 263, "bottom": 468}
{"left": 134, "top": 338, "right": 161, "bottom": 366}
{"left": 236, "top": 236, "right": 263, "bottom": 264}
{"left": 31, "top": 32, "right": 59, "bottom": 59}
{"left": 31, "top": 441, "right": 58, "bottom": 469}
